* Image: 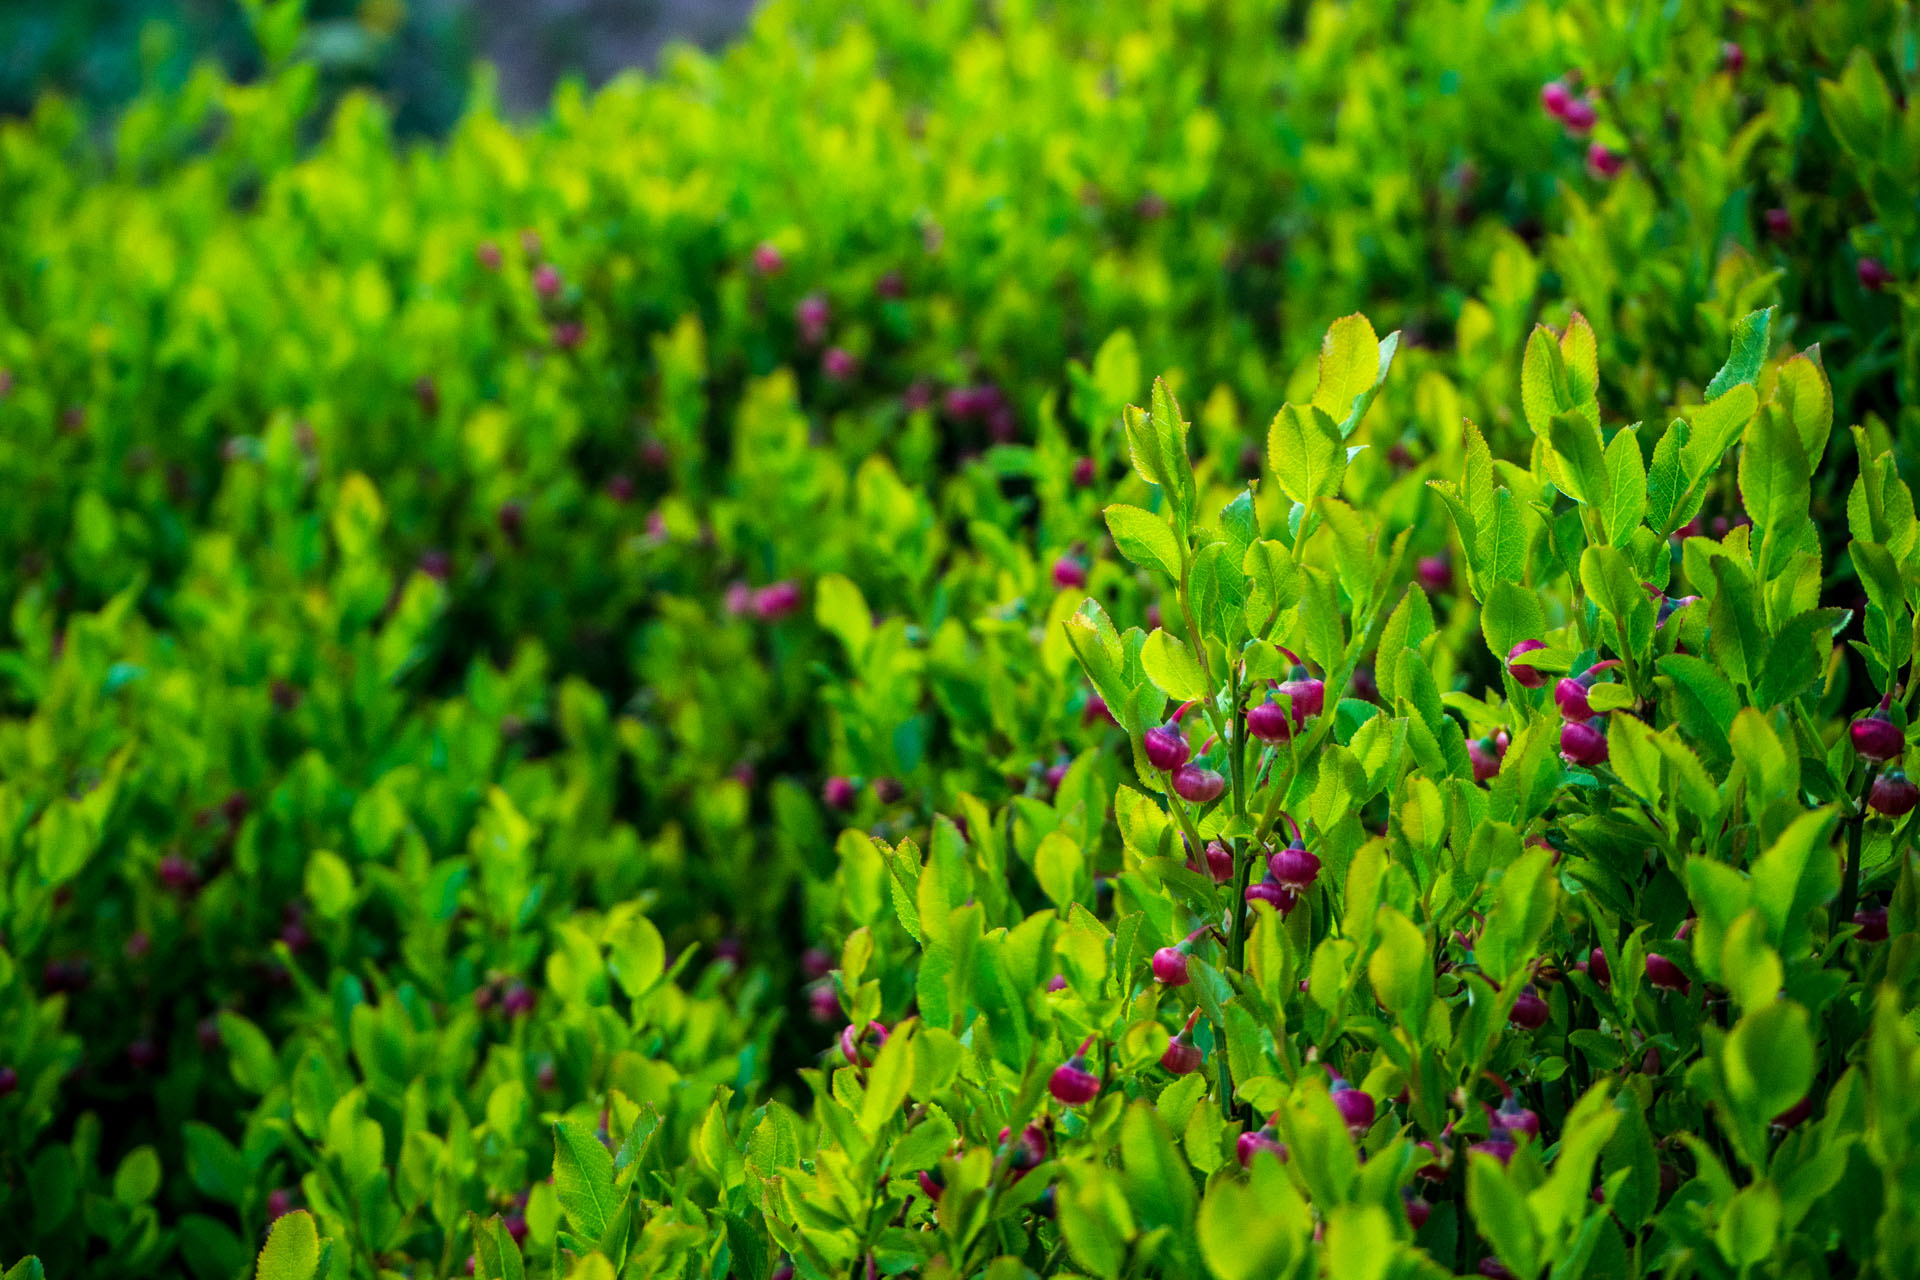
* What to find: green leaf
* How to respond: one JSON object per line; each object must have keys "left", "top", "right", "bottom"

{"left": 1521, "top": 325, "right": 1574, "bottom": 440}
{"left": 1772, "top": 349, "right": 1833, "bottom": 467}
{"left": 1646, "top": 418, "right": 1690, "bottom": 532}
{"left": 113, "top": 1147, "right": 162, "bottom": 1207}
{"left": 1119, "top": 1104, "right": 1196, "bottom": 1233}
{"left": 1756, "top": 609, "right": 1848, "bottom": 708}
{"left": 1680, "top": 385, "right": 1759, "bottom": 484}
{"left": 1140, "top": 629, "right": 1210, "bottom": 701}
{"left": 1479, "top": 582, "right": 1544, "bottom": 675}
{"left": 1059, "top": 1171, "right": 1135, "bottom": 1280}
{"left": 1602, "top": 428, "right": 1647, "bottom": 544}
{"left": 1268, "top": 403, "right": 1346, "bottom": 504}
{"left": 1199, "top": 1167, "right": 1303, "bottom": 1280}
{"left": 1469, "top": 1153, "right": 1540, "bottom": 1278}
{"left": 1105, "top": 504, "right": 1183, "bottom": 580}
{"left": 1708, "top": 557, "right": 1764, "bottom": 691}
{"left": 1477, "top": 489, "right": 1528, "bottom": 584}
{"left": 184, "top": 1122, "right": 250, "bottom": 1206}
{"left": 552, "top": 1119, "right": 619, "bottom": 1241}
{"left": 1722, "top": 1002, "right": 1814, "bottom": 1131}
{"left": 1312, "top": 314, "right": 1397, "bottom": 435}
{"left": 254, "top": 1210, "right": 320, "bottom": 1280}
{"left": 1705, "top": 307, "right": 1774, "bottom": 400}
{"left": 813, "top": 573, "right": 872, "bottom": 660}
{"left": 1243, "top": 540, "right": 1300, "bottom": 636}
{"left": 1739, "top": 407, "right": 1811, "bottom": 535}
{"left": 1549, "top": 412, "right": 1610, "bottom": 509}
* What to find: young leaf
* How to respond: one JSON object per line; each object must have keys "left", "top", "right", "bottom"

{"left": 1104, "top": 504, "right": 1183, "bottom": 580}
{"left": 552, "top": 1119, "right": 619, "bottom": 1241}
{"left": 1268, "top": 403, "right": 1346, "bottom": 504}
{"left": 1141, "top": 629, "right": 1210, "bottom": 701}
{"left": 1704, "top": 307, "right": 1774, "bottom": 400}
{"left": 1739, "top": 407, "right": 1811, "bottom": 535}
{"left": 1602, "top": 428, "right": 1647, "bottom": 544}
{"left": 254, "top": 1210, "right": 320, "bottom": 1280}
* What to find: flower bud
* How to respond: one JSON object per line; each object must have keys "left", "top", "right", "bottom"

{"left": 1330, "top": 1078, "right": 1375, "bottom": 1134}
{"left": 1245, "top": 874, "right": 1300, "bottom": 914}
{"left": 1560, "top": 97, "right": 1597, "bottom": 133}
{"left": 1859, "top": 257, "right": 1892, "bottom": 291}
{"left": 1560, "top": 720, "right": 1608, "bottom": 766}
{"left": 1052, "top": 556, "right": 1088, "bottom": 589}
{"left": 1492, "top": 1095, "right": 1540, "bottom": 1142}
{"left": 1720, "top": 41, "right": 1744, "bottom": 72}
{"left": 1764, "top": 207, "right": 1793, "bottom": 240}
{"left": 752, "top": 242, "right": 785, "bottom": 275}
{"left": 1268, "top": 842, "right": 1321, "bottom": 889}
{"left": 1050, "top": 1041, "right": 1101, "bottom": 1105}
{"left": 1144, "top": 724, "right": 1190, "bottom": 772}
{"left": 1586, "top": 143, "right": 1624, "bottom": 180}
{"left": 1236, "top": 1124, "right": 1286, "bottom": 1168}
{"left": 533, "top": 264, "right": 561, "bottom": 297}
{"left": 1854, "top": 907, "right": 1890, "bottom": 942}
{"left": 1072, "top": 457, "right": 1097, "bottom": 488}
{"left": 1554, "top": 677, "right": 1594, "bottom": 721}
{"left": 1202, "top": 840, "right": 1235, "bottom": 884}
{"left": 840, "top": 1021, "right": 888, "bottom": 1067}
{"left": 1540, "top": 80, "right": 1572, "bottom": 118}
{"left": 1171, "top": 765, "right": 1225, "bottom": 804}
{"left": 1506, "top": 639, "right": 1549, "bottom": 689}
{"left": 1509, "top": 987, "right": 1549, "bottom": 1029}
{"left": 1246, "top": 700, "right": 1294, "bottom": 742}
{"left": 1645, "top": 953, "right": 1688, "bottom": 992}
{"left": 1405, "top": 1193, "right": 1432, "bottom": 1229}
{"left": 822, "top": 776, "right": 858, "bottom": 812}
{"left": 1151, "top": 946, "right": 1191, "bottom": 986}
{"left": 1870, "top": 770, "right": 1919, "bottom": 817}
{"left": 1275, "top": 671, "right": 1324, "bottom": 722}
{"left": 1772, "top": 1096, "right": 1814, "bottom": 1129}
{"left": 1469, "top": 738, "right": 1501, "bottom": 782}
{"left": 1851, "top": 708, "right": 1904, "bottom": 761}
{"left": 1585, "top": 946, "right": 1612, "bottom": 987}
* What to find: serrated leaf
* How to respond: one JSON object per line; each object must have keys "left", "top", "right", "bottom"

{"left": 1739, "top": 408, "right": 1811, "bottom": 535}
{"left": 1141, "top": 629, "right": 1210, "bottom": 701}
{"left": 254, "top": 1210, "right": 320, "bottom": 1280}
{"left": 1104, "top": 504, "right": 1183, "bottom": 579}
{"left": 552, "top": 1120, "right": 618, "bottom": 1241}
{"left": 1268, "top": 403, "right": 1346, "bottom": 503}
{"left": 1705, "top": 308, "right": 1774, "bottom": 400}
{"left": 1602, "top": 429, "right": 1647, "bottom": 544}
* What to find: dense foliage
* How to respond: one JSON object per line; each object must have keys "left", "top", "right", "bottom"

{"left": 0, "top": 0, "right": 1917, "bottom": 1277}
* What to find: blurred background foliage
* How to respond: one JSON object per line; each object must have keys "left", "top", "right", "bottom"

{"left": 0, "top": 0, "right": 757, "bottom": 136}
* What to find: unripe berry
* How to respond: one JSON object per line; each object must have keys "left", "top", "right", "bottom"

{"left": 1853, "top": 708, "right": 1904, "bottom": 761}
{"left": 1871, "top": 770, "right": 1919, "bottom": 817}
{"left": 1268, "top": 842, "right": 1321, "bottom": 889}
{"left": 1171, "top": 764, "right": 1225, "bottom": 804}
{"left": 1330, "top": 1079, "right": 1375, "bottom": 1134}
{"left": 1854, "top": 907, "right": 1890, "bottom": 942}
{"left": 1143, "top": 725, "right": 1190, "bottom": 772}
{"left": 1052, "top": 556, "right": 1088, "bottom": 589}
{"left": 1560, "top": 97, "right": 1598, "bottom": 133}
{"left": 1859, "top": 257, "right": 1893, "bottom": 292}
{"left": 1540, "top": 80, "right": 1573, "bottom": 118}
{"left": 822, "top": 776, "right": 858, "bottom": 812}
{"left": 1509, "top": 987, "right": 1549, "bottom": 1029}
{"left": 1506, "top": 639, "right": 1549, "bottom": 689}
{"left": 1645, "top": 953, "right": 1688, "bottom": 992}
{"left": 1151, "top": 946, "right": 1191, "bottom": 986}
{"left": 1560, "top": 720, "right": 1608, "bottom": 766}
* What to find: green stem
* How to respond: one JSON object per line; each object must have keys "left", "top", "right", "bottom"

{"left": 1838, "top": 766, "right": 1875, "bottom": 930}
